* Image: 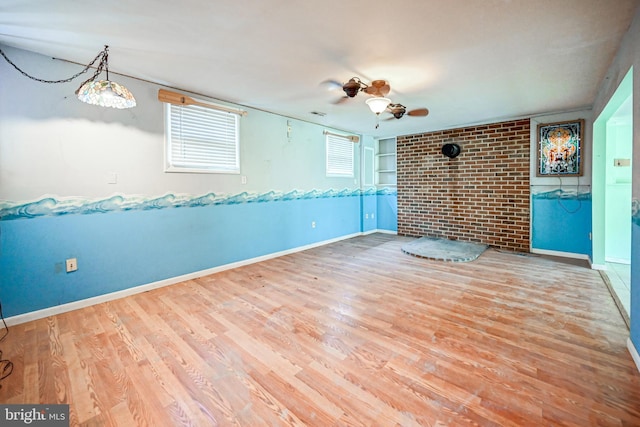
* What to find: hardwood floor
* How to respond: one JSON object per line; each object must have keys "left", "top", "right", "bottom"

{"left": 1, "top": 233, "right": 639, "bottom": 426}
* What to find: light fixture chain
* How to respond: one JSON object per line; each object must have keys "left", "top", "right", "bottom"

{"left": 0, "top": 46, "right": 107, "bottom": 84}
{"left": 76, "top": 49, "right": 107, "bottom": 91}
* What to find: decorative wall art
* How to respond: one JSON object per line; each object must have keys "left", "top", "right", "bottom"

{"left": 537, "top": 119, "right": 584, "bottom": 176}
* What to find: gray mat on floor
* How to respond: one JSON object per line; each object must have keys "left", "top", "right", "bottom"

{"left": 401, "top": 236, "right": 488, "bottom": 262}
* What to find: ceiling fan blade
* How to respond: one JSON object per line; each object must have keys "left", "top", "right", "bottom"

{"left": 407, "top": 108, "right": 429, "bottom": 117}
{"left": 320, "top": 79, "right": 343, "bottom": 89}
{"left": 158, "top": 89, "right": 210, "bottom": 108}
{"left": 333, "top": 96, "right": 349, "bottom": 104}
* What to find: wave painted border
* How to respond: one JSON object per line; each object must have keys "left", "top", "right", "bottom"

{"left": 376, "top": 187, "right": 397, "bottom": 196}
{"left": 531, "top": 188, "right": 592, "bottom": 200}
{"left": 634, "top": 197, "right": 640, "bottom": 226}
{"left": 0, "top": 188, "right": 396, "bottom": 221}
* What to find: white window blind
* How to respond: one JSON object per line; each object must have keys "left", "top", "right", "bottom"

{"left": 326, "top": 133, "right": 354, "bottom": 177}
{"left": 165, "top": 103, "right": 240, "bottom": 173}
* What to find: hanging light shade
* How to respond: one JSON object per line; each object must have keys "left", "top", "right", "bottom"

{"left": 76, "top": 80, "right": 136, "bottom": 109}
{"left": 0, "top": 44, "right": 136, "bottom": 109}
{"left": 365, "top": 97, "right": 391, "bottom": 114}
{"left": 75, "top": 46, "right": 136, "bottom": 109}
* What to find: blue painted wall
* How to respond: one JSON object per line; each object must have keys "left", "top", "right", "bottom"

{"left": 376, "top": 188, "right": 398, "bottom": 232}
{"left": 0, "top": 192, "right": 362, "bottom": 317}
{"left": 531, "top": 189, "right": 592, "bottom": 256}
{"left": 633, "top": 207, "right": 640, "bottom": 347}
{"left": 361, "top": 191, "right": 377, "bottom": 233}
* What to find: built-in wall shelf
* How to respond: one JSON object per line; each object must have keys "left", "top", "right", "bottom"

{"left": 376, "top": 137, "right": 397, "bottom": 187}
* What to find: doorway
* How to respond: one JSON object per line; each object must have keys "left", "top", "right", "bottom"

{"left": 593, "top": 67, "right": 633, "bottom": 325}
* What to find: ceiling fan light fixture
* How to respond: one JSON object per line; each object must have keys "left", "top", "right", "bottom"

{"left": 365, "top": 97, "right": 391, "bottom": 114}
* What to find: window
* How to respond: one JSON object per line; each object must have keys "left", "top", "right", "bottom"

{"left": 165, "top": 102, "right": 240, "bottom": 173}
{"left": 325, "top": 132, "right": 354, "bottom": 177}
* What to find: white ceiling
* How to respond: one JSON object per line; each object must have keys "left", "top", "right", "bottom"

{"left": 0, "top": 0, "right": 637, "bottom": 137}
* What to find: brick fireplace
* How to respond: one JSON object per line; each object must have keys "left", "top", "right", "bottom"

{"left": 396, "top": 119, "right": 530, "bottom": 252}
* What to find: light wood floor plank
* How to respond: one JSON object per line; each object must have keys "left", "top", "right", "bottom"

{"left": 1, "top": 233, "right": 639, "bottom": 426}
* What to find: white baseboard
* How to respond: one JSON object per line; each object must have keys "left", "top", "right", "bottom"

{"left": 628, "top": 338, "right": 640, "bottom": 373}
{"left": 373, "top": 229, "right": 398, "bottom": 235}
{"left": 524, "top": 248, "right": 608, "bottom": 270}
{"left": 605, "top": 257, "right": 631, "bottom": 265}
{"left": 530, "top": 248, "right": 590, "bottom": 260}
{"left": 5, "top": 231, "right": 365, "bottom": 326}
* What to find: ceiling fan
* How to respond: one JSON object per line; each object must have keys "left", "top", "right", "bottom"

{"left": 327, "top": 77, "right": 429, "bottom": 127}
{"left": 384, "top": 103, "right": 429, "bottom": 120}
{"left": 338, "top": 77, "right": 391, "bottom": 98}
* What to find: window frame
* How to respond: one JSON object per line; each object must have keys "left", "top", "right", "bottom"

{"left": 164, "top": 102, "right": 241, "bottom": 174}
{"left": 325, "top": 132, "right": 355, "bottom": 177}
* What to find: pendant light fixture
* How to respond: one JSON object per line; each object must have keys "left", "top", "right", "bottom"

{"left": 75, "top": 46, "right": 136, "bottom": 109}
{"left": 0, "top": 44, "right": 135, "bottom": 109}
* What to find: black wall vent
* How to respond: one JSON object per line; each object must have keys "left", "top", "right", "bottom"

{"left": 441, "top": 143, "right": 461, "bottom": 159}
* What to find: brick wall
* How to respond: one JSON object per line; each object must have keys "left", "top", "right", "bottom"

{"left": 397, "top": 119, "right": 530, "bottom": 252}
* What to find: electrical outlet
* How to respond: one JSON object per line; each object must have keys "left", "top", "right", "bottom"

{"left": 311, "top": 221, "right": 316, "bottom": 228}
{"left": 66, "top": 258, "right": 78, "bottom": 273}
{"left": 365, "top": 213, "right": 369, "bottom": 219}
{"left": 106, "top": 172, "right": 118, "bottom": 184}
